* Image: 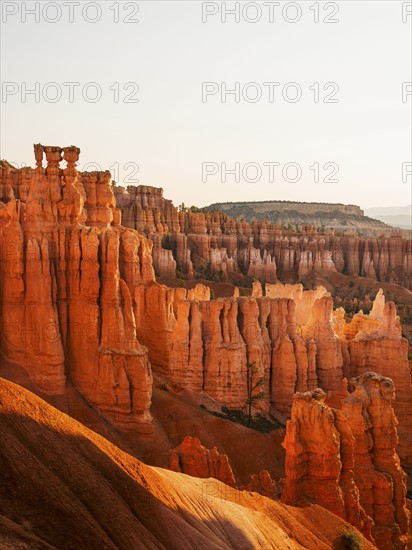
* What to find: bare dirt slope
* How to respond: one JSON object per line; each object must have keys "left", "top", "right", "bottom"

{"left": 0, "top": 356, "right": 285, "bottom": 485}
{"left": 0, "top": 378, "right": 376, "bottom": 550}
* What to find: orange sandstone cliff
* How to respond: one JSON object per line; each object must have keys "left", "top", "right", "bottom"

{"left": 114, "top": 184, "right": 412, "bottom": 289}
{"left": 1, "top": 145, "right": 410, "bottom": 492}
{"left": 1, "top": 145, "right": 411, "bottom": 548}
{"left": 133, "top": 276, "right": 411, "bottom": 484}
{"left": 0, "top": 146, "right": 154, "bottom": 433}
{"left": 282, "top": 373, "right": 409, "bottom": 550}
{"left": 334, "top": 290, "right": 412, "bottom": 483}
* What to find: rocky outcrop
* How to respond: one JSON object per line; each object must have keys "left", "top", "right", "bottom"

{"left": 0, "top": 145, "right": 154, "bottom": 433}
{"left": 281, "top": 388, "right": 374, "bottom": 542}
{"left": 149, "top": 233, "right": 176, "bottom": 277}
{"left": 168, "top": 436, "right": 236, "bottom": 487}
{"left": 342, "top": 373, "right": 409, "bottom": 549}
{"left": 134, "top": 281, "right": 343, "bottom": 414}
{"left": 336, "top": 290, "right": 412, "bottom": 485}
{"left": 244, "top": 241, "right": 277, "bottom": 282}
{"left": 134, "top": 277, "right": 411, "bottom": 470}
{"left": 115, "top": 186, "right": 412, "bottom": 289}
{"left": 1, "top": 148, "right": 410, "bottom": 471}
{"left": 240, "top": 470, "right": 280, "bottom": 500}
{"left": 282, "top": 374, "right": 410, "bottom": 549}
{"left": 169, "top": 437, "right": 280, "bottom": 500}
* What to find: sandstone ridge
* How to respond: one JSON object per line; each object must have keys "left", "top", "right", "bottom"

{"left": 114, "top": 185, "right": 411, "bottom": 289}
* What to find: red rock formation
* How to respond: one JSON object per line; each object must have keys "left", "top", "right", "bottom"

{"left": 149, "top": 234, "right": 176, "bottom": 277}
{"left": 282, "top": 373, "right": 410, "bottom": 549}
{"left": 134, "top": 281, "right": 329, "bottom": 415}
{"left": 342, "top": 373, "right": 409, "bottom": 549}
{"left": 200, "top": 298, "right": 248, "bottom": 408}
{"left": 114, "top": 185, "right": 412, "bottom": 289}
{"left": 134, "top": 277, "right": 410, "bottom": 465}
{"left": 169, "top": 437, "right": 280, "bottom": 500}
{"left": 2, "top": 149, "right": 410, "bottom": 468}
{"left": 241, "top": 469, "right": 280, "bottom": 500}
{"left": 281, "top": 388, "right": 374, "bottom": 542}
{"left": 245, "top": 242, "right": 277, "bottom": 282}
{"left": 168, "top": 436, "right": 236, "bottom": 487}
{"left": 238, "top": 297, "right": 270, "bottom": 411}
{"left": 0, "top": 145, "right": 154, "bottom": 433}
{"left": 337, "top": 290, "right": 412, "bottom": 487}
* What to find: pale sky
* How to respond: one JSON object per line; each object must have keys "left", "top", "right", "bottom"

{"left": 1, "top": 1, "right": 411, "bottom": 209}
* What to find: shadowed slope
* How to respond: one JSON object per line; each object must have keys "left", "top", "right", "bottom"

{"left": 0, "top": 378, "right": 376, "bottom": 549}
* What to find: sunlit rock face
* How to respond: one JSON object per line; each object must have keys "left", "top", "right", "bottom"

{"left": 335, "top": 289, "right": 412, "bottom": 485}
{"left": 281, "top": 373, "right": 410, "bottom": 550}
{"left": 115, "top": 185, "right": 412, "bottom": 289}
{"left": 168, "top": 436, "right": 280, "bottom": 500}
{"left": 0, "top": 145, "right": 154, "bottom": 433}
{"left": 168, "top": 436, "right": 236, "bottom": 488}
{"left": 343, "top": 373, "right": 409, "bottom": 550}
{"left": 133, "top": 275, "right": 411, "bottom": 481}
{"left": 1, "top": 146, "right": 410, "bottom": 494}
{"left": 134, "top": 281, "right": 336, "bottom": 413}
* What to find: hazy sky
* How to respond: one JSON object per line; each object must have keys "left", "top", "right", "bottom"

{"left": 1, "top": 1, "right": 411, "bottom": 209}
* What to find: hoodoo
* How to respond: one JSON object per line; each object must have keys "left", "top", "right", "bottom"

{"left": 282, "top": 374, "right": 410, "bottom": 549}
{"left": 115, "top": 185, "right": 412, "bottom": 289}
{"left": 1, "top": 145, "right": 410, "bottom": 549}
{"left": 0, "top": 145, "right": 154, "bottom": 433}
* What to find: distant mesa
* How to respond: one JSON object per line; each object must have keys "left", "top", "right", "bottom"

{"left": 205, "top": 199, "right": 390, "bottom": 231}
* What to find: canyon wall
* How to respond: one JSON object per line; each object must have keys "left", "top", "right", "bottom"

{"left": 281, "top": 388, "right": 374, "bottom": 542}
{"left": 282, "top": 374, "right": 409, "bottom": 550}
{"left": 134, "top": 276, "right": 411, "bottom": 482}
{"left": 0, "top": 146, "right": 154, "bottom": 433}
{"left": 114, "top": 185, "right": 412, "bottom": 289}
{"left": 334, "top": 290, "right": 412, "bottom": 481}
{"left": 1, "top": 148, "right": 410, "bottom": 486}
{"left": 134, "top": 281, "right": 343, "bottom": 414}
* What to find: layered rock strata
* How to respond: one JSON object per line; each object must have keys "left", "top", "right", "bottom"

{"left": 2, "top": 150, "right": 410, "bottom": 463}
{"left": 281, "top": 374, "right": 409, "bottom": 550}
{"left": 334, "top": 290, "right": 412, "bottom": 483}
{"left": 343, "top": 373, "right": 409, "bottom": 549}
{"left": 0, "top": 146, "right": 154, "bottom": 433}
{"left": 134, "top": 281, "right": 344, "bottom": 412}
{"left": 134, "top": 277, "right": 411, "bottom": 482}
{"left": 114, "top": 185, "right": 412, "bottom": 289}
{"left": 281, "top": 388, "right": 374, "bottom": 542}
